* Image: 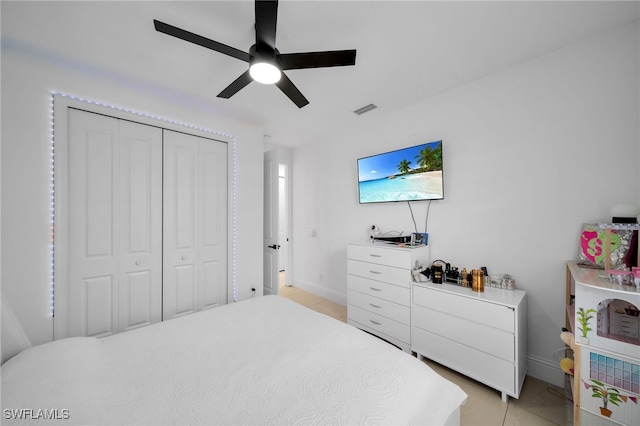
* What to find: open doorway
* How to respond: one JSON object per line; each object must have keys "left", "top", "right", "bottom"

{"left": 264, "top": 148, "right": 293, "bottom": 296}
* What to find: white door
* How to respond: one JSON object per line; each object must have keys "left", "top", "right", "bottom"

{"left": 118, "top": 120, "right": 163, "bottom": 332}
{"left": 198, "top": 138, "right": 228, "bottom": 310}
{"left": 162, "top": 131, "right": 198, "bottom": 319}
{"left": 278, "top": 173, "right": 286, "bottom": 272}
{"left": 163, "top": 130, "right": 227, "bottom": 319}
{"left": 65, "top": 109, "right": 162, "bottom": 338}
{"left": 263, "top": 150, "right": 279, "bottom": 295}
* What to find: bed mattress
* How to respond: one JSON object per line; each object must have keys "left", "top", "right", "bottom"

{"left": 1, "top": 295, "right": 466, "bottom": 425}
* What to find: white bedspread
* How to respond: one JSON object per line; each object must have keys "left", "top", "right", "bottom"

{"left": 1, "top": 295, "right": 466, "bottom": 425}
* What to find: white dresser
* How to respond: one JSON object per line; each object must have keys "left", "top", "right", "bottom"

{"left": 411, "top": 282, "right": 527, "bottom": 401}
{"left": 347, "top": 241, "right": 429, "bottom": 353}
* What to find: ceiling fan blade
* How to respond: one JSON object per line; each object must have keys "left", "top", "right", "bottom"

{"left": 275, "top": 73, "right": 309, "bottom": 108}
{"left": 154, "top": 20, "right": 250, "bottom": 62}
{"left": 278, "top": 50, "right": 357, "bottom": 70}
{"left": 255, "top": 0, "right": 278, "bottom": 49}
{"left": 217, "top": 70, "right": 253, "bottom": 99}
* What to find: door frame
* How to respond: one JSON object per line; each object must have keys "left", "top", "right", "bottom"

{"left": 263, "top": 150, "right": 294, "bottom": 293}
{"left": 52, "top": 94, "right": 236, "bottom": 339}
{"left": 263, "top": 149, "right": 279, "bottom": 296}
{"left": 279, "top": 159, "right": 293, "bottom": 286}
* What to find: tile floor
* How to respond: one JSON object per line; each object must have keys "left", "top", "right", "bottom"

{"left": 279, "top": 276, "right": 574, "bottom": 426}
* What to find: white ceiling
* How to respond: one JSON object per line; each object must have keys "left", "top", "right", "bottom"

{"left": 4, "top": 1, "right": 639, "bottom": 147}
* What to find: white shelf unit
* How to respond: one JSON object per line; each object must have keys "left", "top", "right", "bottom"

{"left": 347, "top": 241, "right": 429, "bottom": 353}
{"left": 566, "top": 261, "right": 640, "bottom": 426}
{"left": 565, "top": 223, "right": 639, "bottom": 426}
{"left": 411, "top": 282, "right": 527, "bottom": 402}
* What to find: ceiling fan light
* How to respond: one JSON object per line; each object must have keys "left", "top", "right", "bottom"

{"left": 249, "top": 62, "right": 281, "bottom": 84}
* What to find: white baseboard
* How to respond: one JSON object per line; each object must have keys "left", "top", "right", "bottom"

{"left": 527, "top": 353, "right": 566, "bottom": 388}
{"left": 290, "top": 279, "right": 347, "bottom": 306}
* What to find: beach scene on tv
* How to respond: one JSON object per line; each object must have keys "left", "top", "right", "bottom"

{"left": 358, "top": 141, "right": 443, "bottom": 203}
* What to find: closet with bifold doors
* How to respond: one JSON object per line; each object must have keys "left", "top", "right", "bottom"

{"left": 54, "top": 108, "right": 228, "bottom": 339}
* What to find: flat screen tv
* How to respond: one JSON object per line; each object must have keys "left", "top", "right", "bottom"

{"left": 357, "top": 140, "right": 444, "bottom": 204}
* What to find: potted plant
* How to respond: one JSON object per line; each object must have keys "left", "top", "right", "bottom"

{"left": 583, "top": 379, "right": 638, "bottom": 418}
{"left": 576, "top": 307, "right": 596, "bottom": 344}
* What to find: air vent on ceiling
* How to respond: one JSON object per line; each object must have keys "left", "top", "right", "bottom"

{"left": 353, "top": 104, "right": 377, "bottom": 115}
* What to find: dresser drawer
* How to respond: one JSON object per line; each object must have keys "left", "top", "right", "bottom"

{"left": 347, "top": 275, "right": 410, "bottom": 305}
{"left": 412, "top": 303, "right": 514, "bottom": 361}
{"left": 412, "top": 326, "right": 515, "bottom": 394}
{"left": 348, "top": 259, "right": 411, "bottom": 287}
{"left": 348, "top": 289, "right": 410, "bottom": 324}
{"left": 413, "top": 284, "right": 514, "bottom": 333}
{"left": 348, "top": 244, "right": 412, "bottom": 268}
{"left": 348, "top": 305, "right": 410, "bottom": 343}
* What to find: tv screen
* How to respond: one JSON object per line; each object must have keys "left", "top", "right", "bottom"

{"left": 357, "top": 140, "right": 444, "bottom": 204}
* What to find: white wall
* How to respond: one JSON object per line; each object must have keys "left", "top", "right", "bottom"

{"left": 1, "top": 5, "right": 264, "bottom": 354}
{"left": 290, "top": 22, "right": 639, "bottom": 386}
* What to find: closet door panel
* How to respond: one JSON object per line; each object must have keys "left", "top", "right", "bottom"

{"left": 118, "top": 120, "right": 163, "bottom": 332}
{"left": 199, "top": 140, "right": 228, "bottom": 309}
{"left": 85, "top": 276, "right": 114, "bottom": 337}
{"left": 124, "top": 271, "right": 152, "bottom": 328}
{"left": 68, "top": 109, "right": 119, "bottom": 338}
{"left": 175, "top": 265, "right": 196, "bottom": 316}
{"left": 176, "top": 147, "right": 197, "bottom": 249}
{"left": 163, "top": 131, "right": 228, "bottom": 317}
{"left": 202, "top": 260, "right": 223, "bottom": 308}
{"left": 163, "top": 131, "right": 199, "bottom": 319}
{"left": 85, "top": 138, "right": 114, "bottom": 257}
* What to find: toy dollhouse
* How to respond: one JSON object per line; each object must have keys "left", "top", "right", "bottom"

{"left": 567, "top": 224, "right": 640, "bottom": 426}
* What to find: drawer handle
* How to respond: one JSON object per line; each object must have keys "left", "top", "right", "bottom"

{"left": 369, "top": 319, "right": 381, "bottom": 326}
{"left": 369, "top": 287, "right": 382, "bottom": 291}
{"left": 369, "top": 270, "right": 382, "bottom": 275}
{"left": 369, "top": 254, "right": 382, "bottom": 258}
{"left": 369, "top": 303, "right": 382, "bottom": 309}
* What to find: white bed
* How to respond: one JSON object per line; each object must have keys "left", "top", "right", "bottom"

{"left": 1, "top": 295, "right": 466, "bottom": 425}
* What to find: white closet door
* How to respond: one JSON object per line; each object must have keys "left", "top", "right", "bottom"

{"left": 68, "top": 110, "right": 119, "bottom": 337}
{"left": 163, "top": 130, "right": 228, "bottom": 320}
{"left": 118, "top": 120, "right": 163, "bottom": 332}
{"left": 66, "top": 109, "right": 162, "bottom": 337}
{"left": 199, "top": 139, "right": 228, "bottom": 310}
{"left": 163, "top": 131, "right": 198, "bottom": 319}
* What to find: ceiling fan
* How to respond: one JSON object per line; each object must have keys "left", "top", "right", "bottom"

{"left": 154, "top": 0, "right": 357, "bottom": 108}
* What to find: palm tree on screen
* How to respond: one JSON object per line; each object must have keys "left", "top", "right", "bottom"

{"left": 397, "top": 159, "right": 411, "bottom": 174}
{"left": 415, "top": 145, "right": 442, "bottom": 172}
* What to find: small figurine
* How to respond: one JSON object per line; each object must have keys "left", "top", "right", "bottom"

{"left": 461, "top": 268, "right": 468, "bottom": 287}
{"left": 411, "top": 261, "right": 429, "bottom": 282}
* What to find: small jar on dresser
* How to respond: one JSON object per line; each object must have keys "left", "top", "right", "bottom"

{"left": 347, "top": 241, "right": 430, "bottom": 353}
